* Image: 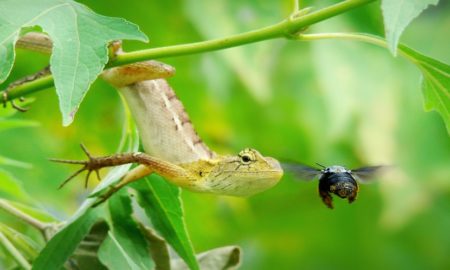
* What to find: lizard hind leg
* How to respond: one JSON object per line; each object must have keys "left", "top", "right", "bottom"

{"left": 51, "top": 145, "right": 193, "bottom": 205}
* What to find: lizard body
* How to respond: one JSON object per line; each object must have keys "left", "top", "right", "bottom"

{"left": 10, "top": 33, "right": 284, "bottom": 200}
{"left": 100, "top": 60, "right": 283, "bottom": 198}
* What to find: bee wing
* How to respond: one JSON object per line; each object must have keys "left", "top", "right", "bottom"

{"left": 351, "top": 165, "right": 387, "bottom": 183}
{"left": 281, "top": 162, "right": 322, "bottom": 181}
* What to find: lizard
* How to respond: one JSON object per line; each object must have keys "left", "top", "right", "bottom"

{"left": 7, "top": 33, "right": 284, "bottom": 203}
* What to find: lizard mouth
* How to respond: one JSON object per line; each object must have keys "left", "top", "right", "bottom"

{"left": 194, "top": 155, "right": 284, "bottom": 197}
{"left": 266, "top": 157, "right": 283, "bottom": 173}
{"left": 229, "top": 157, "right": 284, "bottom": 196}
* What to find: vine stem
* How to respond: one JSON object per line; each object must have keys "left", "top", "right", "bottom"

{"left": 0, "top": 231, "right": 31, "bottom": 270}
{"left": 2, "top": 0, "right": 376, "bottom": 101}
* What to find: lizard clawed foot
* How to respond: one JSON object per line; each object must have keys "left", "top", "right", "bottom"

{"left": 50, "top": 144, "right": 103, "bottom": 189}
{"left": 11, "top": 97, "right": 30, "bottom": 112}
{"left": 2, "top": 87, "right": 30, "bottom": 112}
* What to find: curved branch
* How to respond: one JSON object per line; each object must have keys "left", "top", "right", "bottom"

{"left": 1, "top": 0, "right": 376, "bottom": 102}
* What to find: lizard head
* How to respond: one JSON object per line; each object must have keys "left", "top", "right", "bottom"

{"left": 201, "top": 148, "right": 283, "bottom": 196}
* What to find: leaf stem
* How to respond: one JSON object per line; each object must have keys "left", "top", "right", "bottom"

{"left": 0, "top": 199, "right": 50, "bottom": 238}
{"left": 0, "top": 231, "right": 31, "bottom": 270}
{"left": 294, "top": 32, "right": 416, "bottom": 62}
{"left": 1, "top": 0, "right": 375, "bottom": 101}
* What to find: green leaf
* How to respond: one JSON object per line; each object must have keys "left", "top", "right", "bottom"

{"left": 134, "top": 176, "right": 199, "bottom": 270}
{"left": 171, "top": 246, "right": 242, "bottom": 270}
{"left": 31, "top": 208, "right": 101, "bottom": 270}
{"left": 98, "top": 233, "right": 141, "bottom": 270}
{"left": 0, "top": 0, "right": 148, "bottom": 126}
{"left": 398, "top": 44, "right": 450, "bottom": 133}
{"left": 98, "top": 191, "right": 153, "bottom": 270}
{"left": 381, "top": 0, "right": 439, "bottom": 55}
{"left": 137, "top": 223, "right": 171, "bottom": 270}
{"left": 72, "top": 221, "right": 109, "bottom": 270}
{"left": 0, "top": 169, "right": 31, "bottom": 202}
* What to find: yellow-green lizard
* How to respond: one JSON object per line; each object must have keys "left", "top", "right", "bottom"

{"left": 12, "top": 34, "right": 284, "bottom": 202}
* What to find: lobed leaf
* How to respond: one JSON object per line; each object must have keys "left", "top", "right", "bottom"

{"left": 0, "top": 0, "right": 148, "bottom": 125}
{"left": 133, "top": 176, "right": 199, "bottom": 270}
{"left": 399, "top": 44, "right": 450, "bottom": 133}
{"left": 381, "top": 0, "right": 439, "bottom": 55}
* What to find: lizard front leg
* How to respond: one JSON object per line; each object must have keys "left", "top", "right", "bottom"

{"left": 51, "top": 145, "right": 194, "bottom": 205}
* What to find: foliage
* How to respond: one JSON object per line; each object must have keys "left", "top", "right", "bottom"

{"left": 0, "top": 0, "right": 148, "bottom": 125}
{"left": 399, "top": 44, "right": 450, "bottom": 132}
{"left": 0, "top": 0, "right": 449, "bottom": 270}
{"left": 381, "top": 0, "right": 438, "bottom": 55}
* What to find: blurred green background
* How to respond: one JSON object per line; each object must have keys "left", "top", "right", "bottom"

{"left": 1, "top": 0, "right": 449, "bottom": 269}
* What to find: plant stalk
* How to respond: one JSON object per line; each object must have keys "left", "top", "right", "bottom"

{"left": 1, "top": 0, "right": 376, "bottom": 101}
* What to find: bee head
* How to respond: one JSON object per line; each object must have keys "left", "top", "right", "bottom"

{"left": 323, "top": 165, "right": 349, "bottom": 174}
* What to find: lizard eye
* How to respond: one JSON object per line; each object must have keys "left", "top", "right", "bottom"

{"left": 241, "top": 154, "right": 252, "bottom": 163}
{"left": 238, "top": 148, "right": 256, "bottom": 164}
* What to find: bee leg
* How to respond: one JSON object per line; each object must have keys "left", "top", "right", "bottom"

{"left": 319, "top": 190, "right": 333, "bottom": 209}
{"left": 347, "top": 190, "right": 358, "bottom": 204}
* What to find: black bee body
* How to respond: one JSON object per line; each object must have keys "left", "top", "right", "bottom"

{"left": 318, "top": 166, "right": 359, "bottom": 208}
{"left": 283, "top": 163, "right": 384, "bottom": 209}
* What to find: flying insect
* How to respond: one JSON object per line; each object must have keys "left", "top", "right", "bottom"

{"left": 282, "top": 163, "right": 384, "bottom": 209}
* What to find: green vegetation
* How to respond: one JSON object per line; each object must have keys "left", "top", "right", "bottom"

{"left": 0, "top": 0, "right": 449, "bottom": 269}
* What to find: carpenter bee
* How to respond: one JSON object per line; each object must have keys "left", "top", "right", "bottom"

{"left": 282, "top": 163, "right": 384, "bottom": 209}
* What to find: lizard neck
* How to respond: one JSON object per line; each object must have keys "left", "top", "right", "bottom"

{"left": 120, "top": 79, "right": 215, "bottom": 163}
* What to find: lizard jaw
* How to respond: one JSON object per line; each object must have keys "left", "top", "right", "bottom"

{"left": 198, "top": 156, "right": 284, "bottom": 197}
